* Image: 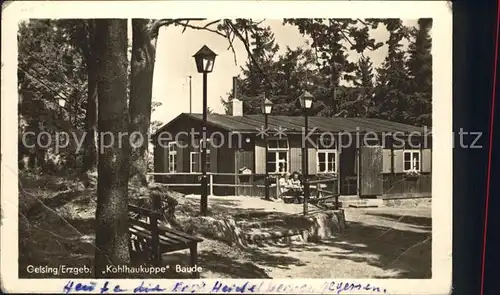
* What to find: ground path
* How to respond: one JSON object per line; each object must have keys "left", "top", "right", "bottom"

{"left": 170, "top": 203, "right": 432, "bottom": 279}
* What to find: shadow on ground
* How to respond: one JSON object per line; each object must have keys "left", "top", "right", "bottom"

{"left": 365, "top": 212, "right": 432, "bottom": 230}
{"left": 268, "top": 219, "right": 432, "bottom": 278}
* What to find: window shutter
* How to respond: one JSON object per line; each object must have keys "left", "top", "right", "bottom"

{"left": 382, "top": 149, "right": 392, "bottom": 173}
{"left": 422, "top": 149, "right": 432, "bottom": 173}
{"left": 393, "top": 150, "right": 404, "bottom": 173}
{"left": 254, "top": 139, "right": 265, "bottom": 174}
{"left": 308, "top": 147, "right": 317, "bottom": 175}
{"left": 176, "top": 140, "right": 184, "bottom": 172}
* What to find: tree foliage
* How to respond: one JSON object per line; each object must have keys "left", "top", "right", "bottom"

{"left": 372, "top": 19, "right": 412, "bottom": 123}
{"left": 406, "top": 18, "right": 433, "bottom": 126}
{"left": 223, "top": 18, "right": 432, "bottom": 127}
{"left": 18, "top": 19, "right": 89, "bottom": 172}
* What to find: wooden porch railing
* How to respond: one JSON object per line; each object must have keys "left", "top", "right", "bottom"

{"left": 148, "top": 172, "right": 281, "bottom": 197}
{"left": 148, "top": 172, "right": 341, "bottom": 214}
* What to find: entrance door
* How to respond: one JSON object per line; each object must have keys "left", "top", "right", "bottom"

{"left": 360, "top": 146, "right": 384, "bottom": 196}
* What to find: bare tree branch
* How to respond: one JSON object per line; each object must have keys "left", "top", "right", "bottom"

{"left": 356, "top": 18, "right": 369, "bottom": 26}
{"left": 172, "top": 19, "right": 226, "bottom": 38}
{"left": 203, "top": 19, "right": 221, "bottom": 29}
{"left": 148, "top": 18, "right": 274, "bottom": 91}
{"left": 148, "top": 18, "right": 205, "bottom": 37}
{"left": 181, "top": 20, "right": 190, "bottom": 33}
{"left": 225, "top": 32, "right": 238, "bottom": 66}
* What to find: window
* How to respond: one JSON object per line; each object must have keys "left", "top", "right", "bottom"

{"left": 267, "top": 139, "right": 289, "bottom": 173}
{"left": 190, "top": 152, "right": 198, "bottom": 173}
{"left": 190, "top": 139, "right": 211, "bottom": 173}
{"left": 317, "top": 137, "right": 337, "bottom": 173}
{"left": 168, "top": 142, "right": 177, "bottom": 173}
{"left": 403, "top": 150, "right": 420, "bottom": 172}
{"left": 317, "top": 150, "right": 337, "bottom": 173}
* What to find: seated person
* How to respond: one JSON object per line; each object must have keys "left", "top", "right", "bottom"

{"left": 289, "top": 171, "right": 304, "bottom": 203}
{"left": 278, "top": 172, "right": 292, "bottom": 197}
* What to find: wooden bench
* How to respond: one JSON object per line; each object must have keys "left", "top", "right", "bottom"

{"left": 128, "top": 204, "right": 203, "bottom": 278}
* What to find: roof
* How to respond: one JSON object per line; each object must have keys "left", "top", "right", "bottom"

{"left": 153, "top": 113, "right": 429, "bottom": 136}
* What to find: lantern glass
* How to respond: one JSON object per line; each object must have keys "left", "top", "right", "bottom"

{"left": 299, "top": 91, "right": 314, "bottom": 109}
{"left": 193, "top": 45, "right": 217, "bottom": 73}
{"left": 261, "top": 98, "right": 273, "bottom": 114}
{"left": 264, "top": 105, "right": 272, "bottom": 114}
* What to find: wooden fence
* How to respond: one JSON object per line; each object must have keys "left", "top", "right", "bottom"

{"left": 148, "top": 172, "right": 281, "bottom": 197}
{"left": 149, "top": 172, "right": 341, "bottom": 213}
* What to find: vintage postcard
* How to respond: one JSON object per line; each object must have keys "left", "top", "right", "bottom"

{"left": 1, "top": 1, "right": 452, "bottom": 294}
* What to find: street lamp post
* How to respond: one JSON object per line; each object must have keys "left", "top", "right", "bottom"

{"left": 299, "top": 91, "right": 314, "bottom": 216}
{"left": 193, "top": 45, "right": 217, "bottom": 216}
{"left": 261, "top": 97, "right": 273, "bottom": 201}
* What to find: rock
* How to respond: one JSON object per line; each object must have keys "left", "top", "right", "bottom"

{"left": 181, "top": 216, "right": 247, "bottom": 247}
{"left": 304, "top": 210, "right": 346, "bottom": 241}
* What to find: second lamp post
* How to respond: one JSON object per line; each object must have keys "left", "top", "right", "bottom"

{"left": 261, "top": 97, "right": 273, "bottom": 201}
{"left": 193, "top": 45, "right": 217, "bottom": 216}
{"left": 299, "top": 91, "right": 314, "bottom": 215}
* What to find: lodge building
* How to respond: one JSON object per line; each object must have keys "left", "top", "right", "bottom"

{"left": 151, "top": 100, "right": 432, "bottom": 199}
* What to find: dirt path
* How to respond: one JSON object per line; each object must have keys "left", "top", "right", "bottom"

{"left": 196, "top": 207, "right": 431, "bottom": 279}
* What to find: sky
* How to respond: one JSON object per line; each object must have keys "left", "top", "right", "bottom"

{"left": 150, "top": 19, "right": 418, "bottom": 125}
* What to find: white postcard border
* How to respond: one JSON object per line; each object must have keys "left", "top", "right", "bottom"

{"left": 1, "top": 1, "right": 452, "bottom": 294}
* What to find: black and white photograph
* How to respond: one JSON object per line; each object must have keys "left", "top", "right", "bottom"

{"left": 1, "top": 1, "right": 452, "bottom": 294}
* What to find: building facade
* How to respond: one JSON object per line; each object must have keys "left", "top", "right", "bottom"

{"left": 152, "top": 103, "right": 432, "bottom": 198}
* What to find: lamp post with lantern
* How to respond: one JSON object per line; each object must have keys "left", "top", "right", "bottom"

{"left": 261, "top": 96, "right": 273, "bottom": 201}
{"left": 193, "top": 45, "right": 217, "bottom": 216}
{"left": 299, "top": 91, "right": 314, "bottom": 216}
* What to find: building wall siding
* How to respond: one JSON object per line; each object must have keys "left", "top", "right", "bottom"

{"left": 254, "top": 138, "right": 265, "bottom": 174}
{"left": 289, "top": 136, "right": 302, "bottom": 173}
{"left": 152, "top": 115, "right": 433, "bottom": 197}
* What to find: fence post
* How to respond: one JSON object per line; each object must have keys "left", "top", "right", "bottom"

{"left": 276, "top": 175, "right": 280, "bottom": 198}
{"left": 209, "top": 174, "right": 214, "bottom": 196}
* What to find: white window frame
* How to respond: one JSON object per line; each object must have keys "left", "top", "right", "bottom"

{"left": 316, "top": 149, "right": 338, "bottom": 174}
{"left": 190, "top": 152, "right": 198, "bottom": 173}
{"left": 403, "top": 150, "right": 421, "bottom": 172}
{"left": 316, "top": 137, "right": 337, "bottom": 174}
{"left": 168, "top": 142, "right": 177, "bottom": 173}
{"left": 190, "top": 139, "right": 211, "bottom": 173}
{"left": 267, "top": 139, "right": 289, "bottom": 173}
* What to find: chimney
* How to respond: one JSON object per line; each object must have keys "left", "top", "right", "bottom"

{"left": 232, "top": 76, "right": 243, "bottom": 116}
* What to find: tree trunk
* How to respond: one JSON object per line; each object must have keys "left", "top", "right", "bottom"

{"left": 128, "top": 19, "right": 158, "bottom": 186}
{"left": 93, "top": 19, "right": 131, "bottom": 278}
{"left": 83, "top": 20, "right": 98, "bottom": 173}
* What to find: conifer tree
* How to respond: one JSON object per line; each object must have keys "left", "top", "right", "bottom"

{"left": 406, "top": 18, "right": 433, "bottom": 126}
{"left": 338, "top": 56, "right": 376, "bottom": 117}
{"left": 373, "top": 19, "right": 411, "bottom": 124}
